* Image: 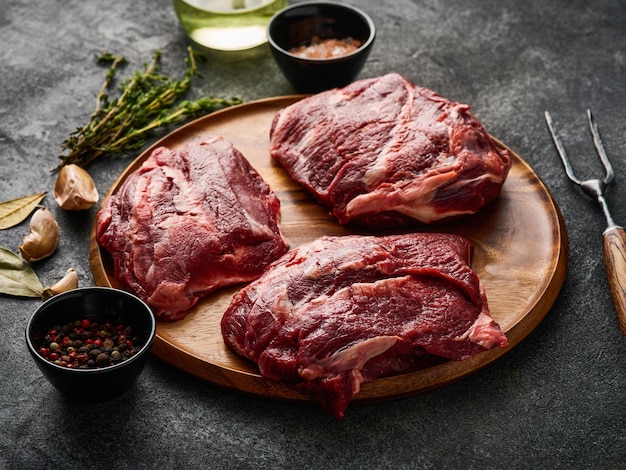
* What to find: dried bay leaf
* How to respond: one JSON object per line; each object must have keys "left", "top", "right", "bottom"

{"left": 0, "top": 247, "right": 44, "bottom": 297}
{"left": 0, "top": 192, "right": 47, "bottom": 229}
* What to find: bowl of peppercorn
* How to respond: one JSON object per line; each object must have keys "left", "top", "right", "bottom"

{"left": 25, "top": 286, "right": 156, "bottom": 402}
{"left": 267, "top": 1, "right": 376, "bottom": 93}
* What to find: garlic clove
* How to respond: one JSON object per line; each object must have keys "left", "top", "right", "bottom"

{"left": 19, "top": 206, "right": 59, "bottom": 262}
{"left": 41, "top": 268, "right": 79, "bottom": 300}
{"left": 53, "top": 164, "right": 99, "bottom": 210}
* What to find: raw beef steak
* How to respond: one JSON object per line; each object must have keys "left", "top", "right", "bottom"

{"left": 269, "top": 73, "right": 512, "bottom": 226}
{"left": 96, "top": 137, "right": 290, "bottom": 321}
{"left": 221, "top": 233, "right": 508, "bottom": 419}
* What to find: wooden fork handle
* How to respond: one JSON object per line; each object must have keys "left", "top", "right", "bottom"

{"left": 603, "top": 225, "right": 626, "bottom": 336}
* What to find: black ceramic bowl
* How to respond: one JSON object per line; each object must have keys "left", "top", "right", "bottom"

{"left": 25, "top": 287, "right": 156, "bottom": 402}
{"left": 268, "top": 1, "right": 376, "bottom": 93}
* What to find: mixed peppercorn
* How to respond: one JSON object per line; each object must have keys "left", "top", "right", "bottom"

{"left": 36, "top": 318, "right": 142, "bottom": 369}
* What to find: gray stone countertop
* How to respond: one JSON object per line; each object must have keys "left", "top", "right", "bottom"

{"left": 1, "top": 0, "right": 624, "bottom": 468}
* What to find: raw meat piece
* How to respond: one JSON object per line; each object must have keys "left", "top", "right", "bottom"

{"left": 221, "top": 233, "right": 508, "bottom": 419}
{"left": 96, "top": 137, "right": 290, "bottom": 321}
{"left": 269, "top": 73, "right": 511, "bottom": 226}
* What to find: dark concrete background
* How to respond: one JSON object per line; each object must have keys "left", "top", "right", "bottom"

{"left": 1, "top": 0, "right": 624, "bottom": 468}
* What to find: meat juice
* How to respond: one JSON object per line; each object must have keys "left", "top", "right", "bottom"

{"left": 173, "top": 0, "right": 287, "bottom": 51}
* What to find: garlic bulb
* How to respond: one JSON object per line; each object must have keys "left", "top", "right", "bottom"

{"left": 53, "top": 164, "right": 99, "bottom": 210}
{"left": 41, "top": 268, "right": 79, "bottom": 300}
{"left": 19, "top": 207, "right": 59, "bottom": 262}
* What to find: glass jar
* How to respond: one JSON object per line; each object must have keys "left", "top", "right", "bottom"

{"left": 173, "top": 0, "right": 289, "bottom": 51}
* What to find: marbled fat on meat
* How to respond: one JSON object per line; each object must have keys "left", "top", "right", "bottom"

{"left": 96, "top": 137, "right": 289, "bottom": 321}
{"left": 269, "top": 73, "right": 512, "bottom": 226}
{"left": 220, "top": 233, "right": 508, "bottom": 419}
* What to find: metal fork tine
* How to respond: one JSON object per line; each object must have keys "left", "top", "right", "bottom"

{"left": 544, "top": 111, "right": 582, "bottom": 185}
{"left": 587, "top": 109, "right": 615, "bottom": 185}
{"left": 545, "top": 109, "right": 626, "bottom": 336}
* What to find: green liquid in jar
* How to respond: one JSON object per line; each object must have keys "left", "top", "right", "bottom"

{"left": 173, "top": 0, "right": 288, "bottom": 51}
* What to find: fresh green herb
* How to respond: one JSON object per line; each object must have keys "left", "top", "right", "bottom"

{"left": 55, "top": 48, "right": 242, "bottom": 170}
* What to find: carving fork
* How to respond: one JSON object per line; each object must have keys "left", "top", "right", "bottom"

{"left": 545, "top": 110, "right": 626, "bottom": 336}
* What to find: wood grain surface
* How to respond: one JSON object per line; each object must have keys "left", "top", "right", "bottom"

{"left": 603, "top": 226, "right": 626, "bottom": 336}
{"left": 90, "top": 96, "right": 568, "bottom": 404}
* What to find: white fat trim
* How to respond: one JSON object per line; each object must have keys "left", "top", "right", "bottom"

{"left": 455, "top": 308, "right": 506, "bottom": 349}
{"left": 299, "top": 335, "right": 400, "bottom": 380}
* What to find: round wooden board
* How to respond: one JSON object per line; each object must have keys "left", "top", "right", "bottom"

{"left": 90, "top": 96, "right": 568, "bottom": 404}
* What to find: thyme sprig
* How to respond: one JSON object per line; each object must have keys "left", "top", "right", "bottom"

{"left": 55, "top": 48, "right": 242, "bottom": 170}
